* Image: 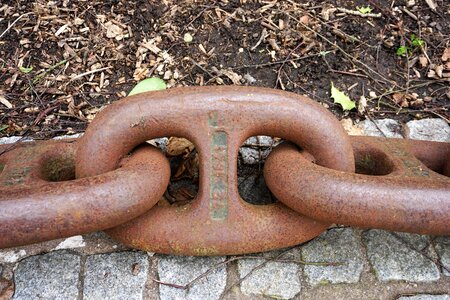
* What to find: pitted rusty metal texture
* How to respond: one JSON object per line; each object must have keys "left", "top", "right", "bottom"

{"left": 264, "top": 136, "right": 450, "bottom": 235}
{"left": 76, "top": 86, "right": 355, "bottom": 255}
{"left": 0, "top": 140, "right": 170, "bottom": 249}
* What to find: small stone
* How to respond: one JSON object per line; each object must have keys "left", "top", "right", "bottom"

{"left": 406, "top": 118, "right": 450, "bottom": 142}
{"left": 369, "top": 91, "right": 377, "bottom": 98}
{"left": 239, "top": 147, "right": 271, "bottom": 164}
{"left": 14, "top": 251, "right": 80, "bottom": 300}
{"left": 54, "top": 235, "right": 85, "bottom": 250}
{"left": 360, "top": 119, "right": 403, "bottom": 138}
{"left": 0, "top": 249, "right": 27, "bottom": 264}
{"left": 243, "top": 73, "right": 256, "bottom": 84}
{"left": 363, "top": 230, "right": 440, "bottom": 282}
{"left": 435, "top": 236, "right": 450, "bottom": 276}
{"left": 83, "top": 252, "right": 149, "bottom": 300}
{"left": 158, "top": 256, "right": 226, "bottom": 300}
{"left": 239, "top": 136, "right": 278, "bottom": 165}
{"left": 302, "top": 228, "right": 364, "bottom": 286}
{"left": 183, "top": 33, "right": 193, "bottom": 43}
{"left": 398, "top": 295, "right": 450, "bottom": 300}
{"left": 238, "top": 249, "right": 301, "bottom": 299}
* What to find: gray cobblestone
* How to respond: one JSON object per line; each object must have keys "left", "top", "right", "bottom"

{"left": 397, "top": 295, "right": 450, "bottom": 300}
{"left": 83, "top": 251, "right": 149, "bottom": 300}
{"left": 406, "top": 118, "right": 450, "bottom": 142}
{"left": 239, "top": 136, "right": 278, "bottom": 164}
{"left": 158, "top": 256, "right": 226, "bottom": 300}
{"left": 13, "top": 251, "right": 80, "bottom": 300}
{"left": 238, "top": 249, "right": 301, "bottom": 299}
{"left": 363, "top": 230, "right": 440, "bottom": 282}
{"left": 301, "top": 228, "right": 364, "bottom": 286}
{"left": 435, "top": 236, "right": 450, "bottom": 276}
{"left": 360, "top": 119, "right": 403, "bottom": 138}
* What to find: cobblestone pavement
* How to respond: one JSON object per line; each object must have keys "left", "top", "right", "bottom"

{"left": 0, "top": 118, "right": 449, "bottom": 300}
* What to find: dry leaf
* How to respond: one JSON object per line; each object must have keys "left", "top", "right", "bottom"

{"left": 340, "top": 118, "right": 364, "bottom": 136}
{"left": 419, "top": 55, "right": 428, "bottom": 67}
{"left": 442, "top": 48, "right": 450, "bottom": 62}
{"left": 105, "top": 22, "right": 123, "bottom": 39}
{"left": 166, "top": 137, "right": 195, "bottom": 157}
{"left": 392, "top": 93, "right": 411, "bottom": 107}
{"left": 358, "top": 95, "right": 367, "bottom": 115}
{"left": 221, "top": 69, "right": 242, "bottom": 85}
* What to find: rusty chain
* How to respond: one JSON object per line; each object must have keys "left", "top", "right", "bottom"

{"left": 0, "top": 86, "right": 448, "bottom": 255}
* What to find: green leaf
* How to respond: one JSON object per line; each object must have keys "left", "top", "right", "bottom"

{"left": 356, "top": 6, "right": 373, "bottom": 14}
{"left": 0, "top": 125, "right": 8, "bottom": 132}
{"left": 396, "top": 46, "right": 408, "bottom": 56}
{"left": 320, "top": 51, "right": 332, "bottom": 57}
{"left": 128, "top": 77, "right": 167, "bottom": 96}
{"left": 411, "top": 34, "right": 424, "bottom": 47}
{"left": 19, "top": 66, "right": 33, "bottom": 74}
{"left": 330, "top": 82, "right": 356, "bottom": 111}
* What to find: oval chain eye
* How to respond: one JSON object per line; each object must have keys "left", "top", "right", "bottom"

{"left": 264, "top": 137, "right": 450, "bottom": 235}
{"left": 0, "top": 141, "right": 170, "bottom": 249}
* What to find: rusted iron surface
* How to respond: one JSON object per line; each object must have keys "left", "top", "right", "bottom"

{"left": 0, "top": 140, "right": 170, "bottom": 249}
{"left": 264, "top": 136, "right": 450, "bottom": 235}
{"left": 76, "top": 86, "right": 355, "bottom": 255}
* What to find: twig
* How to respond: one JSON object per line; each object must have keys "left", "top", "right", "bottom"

{"left": 69, "top": 66, "right": 111, "bottom": 81}
{"left": 250, "top": 28, "right": 267, "bottom": 51}
{"left": 275, "top": 42, "right": 304, "bottom": 89}
{"left": 331, "top": 69, "right": 368, "bottom": 78}
{"left": 336, "top": 7, "right": 382, "bottom": 18}
{"left": 0, "top": 12, "right": 33, "bottom": 40}
{"left": 33, "top": 59, "right": 68, "bottom": 84}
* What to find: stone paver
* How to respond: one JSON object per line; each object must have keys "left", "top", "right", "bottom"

{"left": 238, "top": 249, "right": 302, "bottom": 299}
{"left": 406, "top": 118, "right": 450, "bottom": 142}
{"left": 363, "top": 230, "right": 440, "bottom": 282}
{"left": 13, "top": 251, "right": 80, "bottom": 300}
{"left": 398, "top": 295, "right": 450, "bottom": 300}
{"left": 239, "top": 136, "right": 277, "bottom": 165}
{"left": 0, "top": 249, "right": 27, "bottom": 264}
{"left": 301, "top": 228, "right": 364, "bottom": 286}
{"left": 435, "top": 237, "right": 450, "bottom": 277}
{"left": 158, "top": 255, "right": 226, "bottom": 300}
{"left": 83, "top": 251, "right": 149, "bottom": 300}
{"left": 360, "top": 119, "right": 403, "bottom": 138}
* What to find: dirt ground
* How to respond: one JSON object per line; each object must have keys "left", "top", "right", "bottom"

{"left": 0, "top": 0, "right": 449, "bottom": 139}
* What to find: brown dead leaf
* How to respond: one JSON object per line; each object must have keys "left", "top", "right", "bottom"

{"left": 392, "top": 93, "right": 409, "bottom": 107}
{"left": 358, "top": 95, "right": 367, "bottom": 115}
{"left": 105, "top": 22, "right": 123, "bottom": 40}
{"left": 173, "top": 153, "right": 199, "bottom": 180}
{"left": 166, "top": 137, "right": 195, "bottom": 157}
{"left": 442, "top": 48, "right": 450, "bottom": 62}
{"left": 419, "top": 55, "right": 428, "bottom": 68}
{"left": 341, "top": 118, "right": 364, "bottom": 136}
{"left": 221, "top": 69, "right": 242, "bottom": 85}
